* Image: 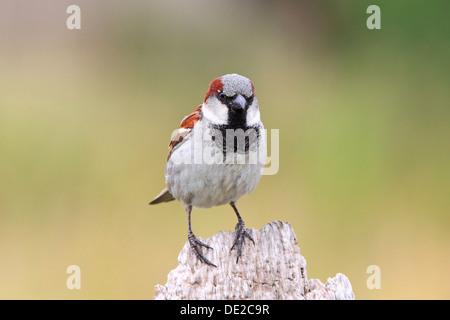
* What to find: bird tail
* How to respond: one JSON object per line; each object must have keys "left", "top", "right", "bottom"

{"left": 149, "top": 187, "right": 175, "bottom": 205}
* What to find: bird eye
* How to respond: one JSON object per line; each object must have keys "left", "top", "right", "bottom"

{"left": 246, "top": 95, "right": 254, "bottom": 104}
{"left": 218, "top": 92, "right": 227, "bottom": 101}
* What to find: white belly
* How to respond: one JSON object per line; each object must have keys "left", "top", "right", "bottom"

{"left": 165, "top": 128, "right": 266, "bottom": 208}
{"left": 166, "top": 162, "right": 262, "bottom": 208}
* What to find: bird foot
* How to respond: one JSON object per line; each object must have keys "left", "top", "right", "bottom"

{"left": 230, "top": 220, "right": 255, "bottom": 263}
{"left": 188, "top": 232, "right": 216, "bottom": 267}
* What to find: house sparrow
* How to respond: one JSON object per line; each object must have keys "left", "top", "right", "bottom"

{"left": 150, "top": 74, "right": 266, "bottom": 267}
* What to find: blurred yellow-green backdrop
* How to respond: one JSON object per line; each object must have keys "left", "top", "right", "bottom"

{"left": 0, "top": 0, "right": 449, "bottom": 299}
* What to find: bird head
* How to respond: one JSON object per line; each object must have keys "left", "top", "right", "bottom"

{"left": 202, "top": 74, "right": 261, "bottom": 128}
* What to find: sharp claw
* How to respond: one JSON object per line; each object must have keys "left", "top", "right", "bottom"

{"left": 188, "top": 233, "right": 217, "bottom": 267}
{"left": 196, "top": 238, "right": 214, "bottom": 251}
{"left": 230, "top": 220, "right": 254, "bottom": 263}
{"left": 247, "top": 232, "right": 255, "bottom": 246}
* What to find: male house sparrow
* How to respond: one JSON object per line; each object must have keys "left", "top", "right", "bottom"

{"left": 150, "top": 74, "right": 266, "bottom": 266}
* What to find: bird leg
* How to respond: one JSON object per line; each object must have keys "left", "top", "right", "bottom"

{"left": 230, "top": 202, "right": 255, "bottom": 263}
{"left": 185, "top": 204, "right": 216, "bottom": 267}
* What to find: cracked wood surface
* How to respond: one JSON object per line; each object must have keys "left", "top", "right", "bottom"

{"left": 154, "top": 221, "right": 355, "bottom": 300}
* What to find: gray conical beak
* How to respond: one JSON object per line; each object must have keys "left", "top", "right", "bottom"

{"left": 230, "top": 94, "right": 246, "bottom": 110}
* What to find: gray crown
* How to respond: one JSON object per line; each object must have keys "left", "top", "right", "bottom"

{"left": 221, "top": 74, "right": 253, "bottom": 97}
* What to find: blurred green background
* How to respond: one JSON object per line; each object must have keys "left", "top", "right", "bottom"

{"left": 0, "top": 0, "right": 449, "bottom": 299}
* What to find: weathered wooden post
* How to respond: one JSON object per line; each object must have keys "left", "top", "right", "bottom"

{"left": 155, "top": 221, "right": 355, "bottom": 300}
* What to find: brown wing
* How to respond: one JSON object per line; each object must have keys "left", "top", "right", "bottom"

{"left": 150, "top": 105, "right": 203, "bottom": 205}
{"left": 167, "top": 105, "right": 203, "bottom": 161}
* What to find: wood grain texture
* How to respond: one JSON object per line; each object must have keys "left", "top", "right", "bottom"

{"left": 154, "top": 221, "right": 355, "bottom": 300}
